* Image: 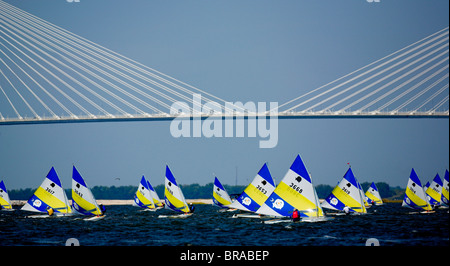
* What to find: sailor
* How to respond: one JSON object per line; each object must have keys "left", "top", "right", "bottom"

{"left": 343, "top": 205, "right": 350, "bottom": 215}
{"left": 46, "top": 206, "right": 54, "bottom": 216}
{"left": 189, "top": 203, "right": 195, "bottom": 213}
{"left": 291, "top": 208, "right": 300, "bottom": 222}
{"left": 100, "top": 204, "right": 106, "bottom": 215}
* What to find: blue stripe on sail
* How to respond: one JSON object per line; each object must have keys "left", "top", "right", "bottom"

{"left": 370, "top": 182, "right": 378, "bottom": 192}
{"left": 433, "top": 173, "right": 443, "bottom": 186}
{"left": 140, "top": 176, "right": 150, "bottom": 190}
{"left": 403, "top": 194, "right": 428, "bottom": 210}
{"left": 147, "top": 180, "right": 155, "bottom": 191}
{"left": 73, "top": 203, "right": 97, "bottom": 215}
{"left": 72, "top": 166, "right": 87, "bottom": 187}
{"left": 47, "top": 167, "right": 62, "bottom": 188}
{"left": 343, "top": 168, "right": 358, "bottom": 188}
{"left": 134, "top": 194, "right": 149, "bottom": 208}
{"left": 0, "top": 180, "right": 7, "bottom": 192}
{"left": 445, "top": 170, "right": 449, "bottom": 183}
{"left": 410, "top": 168, "right": 423, "bottom": 187}
{"left": 25, "top": 194, "right": 66, "bottom": 213}
{"left": 236, "top": 191, "right": 261, "bottom": 212}
{"left": 324, "top": 193, "right": 355, "bottom": 213}
{"left": 258, "top": 163, "right": 275, "bottom": 187}
{"left": 214, "top": 177, "right": 226, "bottom": 191}
{"left": 164, "top": 198, "right": 184, "bottom": 213}
{"left": 165, "top": 165, "right": 178, "bottom": 186}
{"left": 290, "top": 154, "right": 311, "bottom": 184}
{"left": 264, "top": 192, "right": 294, "bottom": 217}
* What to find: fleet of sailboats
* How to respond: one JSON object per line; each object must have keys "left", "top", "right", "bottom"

{"left": 1, "top": 162, "right": 448, "bottom": 222}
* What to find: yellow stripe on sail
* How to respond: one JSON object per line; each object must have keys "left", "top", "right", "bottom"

{"left": 244, "top": 184, "right": 269, "bottom": 206}
{"left": 443, "top": 187, "right": 449, "bottom": 203}
{"left": 425, "top": 186, "right": 441, "bottom": 203}
{"left": 332, "top": 186, "right": 365, "bottom": 213}
{"left": 165, "top": 187, "right": 189, "bottom": 213}
{"left": 0, "top": 197, "right": 12, "bottom": 209}
{"left": 405, "top": 187, "right": 432, "bottom": 211}
{"left": 35, "top": 187, "right": 71, "bottom": 213}
{"left": 276, "top": 182, "right": 323, "bottom": 217}
{"left": 213, "top": 191, "right": 232, "bottom": 206}
{"left": 137, "top": 190, "right": 155, "bottom": 208}
{"left": 72, "top": 191, "right": 101, "bottom": 215}
{"left": 365, "top": 191, "right": 382, "bottom": 204}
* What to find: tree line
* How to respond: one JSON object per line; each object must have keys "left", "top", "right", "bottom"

{"left": 8, "top": 182, "right": 404, "bottom": 201}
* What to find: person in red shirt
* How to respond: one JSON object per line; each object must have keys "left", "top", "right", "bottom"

{"left": 292, "top": 208, "right": 300, "bottom": 222}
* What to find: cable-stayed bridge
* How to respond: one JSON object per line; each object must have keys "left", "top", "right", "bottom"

{"left": 0, "top": 1, "right": 448, "bottom": 126}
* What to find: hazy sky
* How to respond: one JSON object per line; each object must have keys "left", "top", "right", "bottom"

{"left": 0, "top": 0, "right": 448, "bottom": 190}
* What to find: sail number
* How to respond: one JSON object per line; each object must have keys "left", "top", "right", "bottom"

{"left": 342, "top": 186, "right": 351, "bottom": 195}
{"left": 256, "top": 185, "right": 268, "bottom": 195}
{"left": 45, "top": 187, "right": 55, "bottom": 195}
{"left": 289, "top": 183, "right": 303, "bottom": 193}
{"left": 74, "top": 189, "right": 83, "bottom": 198}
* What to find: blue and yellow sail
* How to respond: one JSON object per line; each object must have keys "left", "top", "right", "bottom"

{"left": 0, "top": 180, "right": 12, "bottom": 210}
{"left": 133, "top": 176, "right": 156, "bottom": 209}
{"left": 213, "top": 176, "right": 233, "bottom": 208}
{"left": 402, "top": 168, "right": 432, "bottom": 211}
{"left": 71, "top": 166, "right": 102, "bottom": 216}
{"left": 257, "top": 154, "right": 324, "bottom": 218}
{"left": 365, "top": 182, "right": 383, "bottom": 205}
{"left": 147, "top": 179, "right": 164, "bottom": 208}
{"left": 321, "top": 167, "right": 367, "bottom": 213}
{"left": 21, "top": 167, "right": 72, "bottom": 215}
{"left": 228, "top": 163, "right": 276, "bottom": 212}
{"left": 425, "top": 173, "right": 443, "bottom": 207}
{"left": 441, "top": 169, "right": 449, "bottom": 206}
{"left": 164, "top": 165, "right": 190, "bottom": 213}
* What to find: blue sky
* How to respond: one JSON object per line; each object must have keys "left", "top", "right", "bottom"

{"left": 0, "top": 0, "right": 448, "bottom": 190}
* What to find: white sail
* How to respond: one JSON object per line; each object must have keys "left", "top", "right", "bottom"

{"left": 227, "top": 163, "right": 276, "bottom": 212}
{"left": 133, "top": 176, "right": 156, "bottom": 209}
{"left": 321, "top": 167, "right": 367, "bottom": 213}
{"left": 365, "top": 182, "right": 383, "bottom": 205}
{"left": 21, "top": 167, "right": 72, "bottom": 215}
{"left": 0, "top": 180, "right": 13, "bottom": 210}
{"left": 425, "top": 173, "right": 443, "bottom": 207}
{"left": 402, "top": 168, "right": 432, "bottom": 211}
{"left": 164, "top": 165, "right": 190, "bottom": 213}
{"left": 213, "top": 176, "right": 233, "bottom": 208}
{"left": 71, "top": 166, "right": 102, "bottom": 216}
{"left": 257, "top": 154, "right": 324, "bottom": 218}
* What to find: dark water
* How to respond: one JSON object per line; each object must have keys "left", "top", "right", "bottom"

{"left": 1, "top": 203, "right": 448, "bottom": 246}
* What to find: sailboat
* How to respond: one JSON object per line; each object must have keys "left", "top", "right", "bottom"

{"left": 440, "top": 169, "right": 449, "bottom": 207}
{"left": 71, "top": 166, "right": 105, "bottom": 220}
{"left": 21, "top": 167, "right": 72, "bottom": 217}
{"left": 0, "top": 180, "right": 13, "bottom": 211}
{"left": 133, "top": 176, "right": 156, "bottom": 210}
{"left": 321, "top": 167, "right": 367, "bottom": 214}
{"left": 212, "top": 176, "right": 233, "bottom": 209}
{"left": 425, "top": 173, "right": 443, "bottom": 208}
{"left": 365, "top": 182, "right": 383, "bottom": 206}
{"left": 229, "top": 163, "right": 276, "bottom": 218}
{"left": 402, "top": 168, "right": 432, "bottom": 213}
{"left": 158, "top": 165, "right": 192, "bottom": 218}
{"left": 257, "top": 154, "right": 327, "bottom": 223}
